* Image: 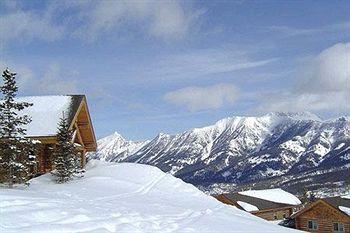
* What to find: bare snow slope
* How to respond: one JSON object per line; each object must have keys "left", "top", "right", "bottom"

{"left": 0, "top": 161, "right": 298, "bottom": 233}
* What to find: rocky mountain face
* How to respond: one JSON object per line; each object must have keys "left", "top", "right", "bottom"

{"left": 88, "top": 112, "right": 350, "bottom": 195}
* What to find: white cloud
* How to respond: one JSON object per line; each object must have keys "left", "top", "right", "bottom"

{"left": 0, "top": 0, "right": 202, "bottom": 45}
{"left": 298, "top": 42, "right": 350, "bottom": 93}
{"left": 266, "top": 21, "right": 350, "bottom": 38}
{"left": 0, "top": 10, "right": 64, "bottom": 45}
{"left": 265, "top": 25, "right": 320, "bottom": 37}
{"left": 0, "top": 62, "right": 79, "bottom": 96}
{"left": 141, "top": 48, "right": 277, "bottom": 80}
{"left": 258, "top": 91, "right": 350, "bottom": 114}
{"left": 37, "top": 63, "right": 79, "bottom": 95}
{"left": 164, "top": 83, "right": 239, "bottom": 112}
{"left": 149, "top": 1, "right": 204, "bottom": 40}
{"left": 71, "top": 0, "right": 203, "bottom": 41}
{"left": 258, "top": 42, "right": 350, "bottom": 114}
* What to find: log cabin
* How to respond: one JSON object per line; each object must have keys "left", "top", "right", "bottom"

{"left": 19, "top": 95, "right": 97, "bottom": 175}
{"left": 215, "top": 190, "right": 302, "bottom": 221}
{"left": 292, "top": 196, "right": 350, "bottom": 233}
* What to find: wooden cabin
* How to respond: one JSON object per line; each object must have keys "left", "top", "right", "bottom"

{"left": 19, "top": 95, "right": 97, "bottom": 175}
{"left": 292, "top": 196, "right": 350, "bottom": 233}
{"left": 215, "top": 191, "right": 301, "bottom": 221}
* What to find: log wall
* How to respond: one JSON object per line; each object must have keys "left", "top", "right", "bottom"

{"left": 295, "top": 202, "right": 350, "bottom": 233}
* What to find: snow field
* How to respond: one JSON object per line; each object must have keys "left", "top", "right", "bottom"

{"left": 0, "top": 160, "right": 299, "bottom": 233}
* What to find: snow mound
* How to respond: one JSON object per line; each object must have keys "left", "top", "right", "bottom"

{"left": 239, "top": 188, "right": 301, "bottom": 205}
{"left": 0, "top": 160, "right": 298, "bottom": 233}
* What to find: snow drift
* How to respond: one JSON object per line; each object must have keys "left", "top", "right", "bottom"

{"left": 0, "top": 160, "right": 298, "bottom": 233}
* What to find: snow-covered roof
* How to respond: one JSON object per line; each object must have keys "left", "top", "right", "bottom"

{"left": 239, "top": 188, "right": 301, "bottom": 205}
{"left": 237, "top": 201, "right": 259, "bottom": 212}
{"left": 339, "top": 206, "right": 350, "bottom": 216}
{"left": 218, "top": 191, "right": 299, "bottom": 213}
{"left": 16, "top": 95, "right": 83, "bottom": 137}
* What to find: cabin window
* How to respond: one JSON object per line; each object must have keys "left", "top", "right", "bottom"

{"left": 308, "top": 220, "right": 318, "bottom": 230}
{"left": 333, "top": 222, "right": 345, "bottom": 233}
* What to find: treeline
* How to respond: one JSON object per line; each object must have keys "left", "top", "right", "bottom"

{"left": 0, "top": 68, "right": 81, "bottom": 187}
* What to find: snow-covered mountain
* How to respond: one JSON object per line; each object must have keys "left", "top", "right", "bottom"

{"left": 88, "top": 112, "right": 350, "bottom": 195}
{"left": 88, "top": 132, "right": 149, "bottom": 162}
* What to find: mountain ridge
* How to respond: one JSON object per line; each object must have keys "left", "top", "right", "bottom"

{"left": 88, "top": 112, "right": 350, "bottom": 195}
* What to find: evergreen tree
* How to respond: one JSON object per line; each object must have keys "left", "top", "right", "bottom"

{"left": 0, "top": 68, "right": 34, "bottom": 187}
{"left": 52, "top": 113, "right": 80, "bottom": 183}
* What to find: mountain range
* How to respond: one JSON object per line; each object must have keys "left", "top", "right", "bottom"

{"left": 88, "top": 112, "right": 350, "bottom": 195}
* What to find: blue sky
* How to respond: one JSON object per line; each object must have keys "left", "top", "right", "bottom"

{"left": 1, "top": 0, "right": 350, "bottom": 140}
